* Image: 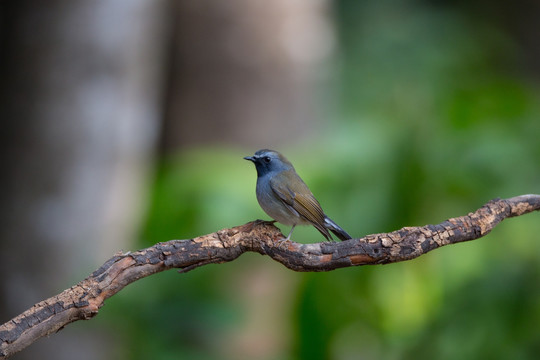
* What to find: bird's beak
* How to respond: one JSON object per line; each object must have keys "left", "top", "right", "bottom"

{"left": 244, "top": 156, "right": 255, "bottom": 162}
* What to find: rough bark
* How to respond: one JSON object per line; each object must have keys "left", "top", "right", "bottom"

{"left": 1, "top": 194, "right": 539, "bottom": 358}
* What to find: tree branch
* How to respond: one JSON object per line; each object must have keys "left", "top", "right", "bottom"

{"left": 1, "top": 194, "right": 539, "bottom": 358}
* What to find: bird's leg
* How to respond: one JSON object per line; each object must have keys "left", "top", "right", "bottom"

{"left": 284, "top": 225, "right": 296, "bottom": 241}
{"left": 275, "top": 225, "right": 295, "bottom": 249}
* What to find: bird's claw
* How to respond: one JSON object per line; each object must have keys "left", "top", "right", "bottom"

{"left": 275, "top": 236, "right": 291, "bottom": 250}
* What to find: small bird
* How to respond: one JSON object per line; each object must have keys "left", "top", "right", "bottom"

{"left": 244, "top": 149, "right": 352, "bottom": 241}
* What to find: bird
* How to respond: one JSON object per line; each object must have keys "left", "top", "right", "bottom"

{"left": 244, "top": 149, "right": 352, "bottom": 241}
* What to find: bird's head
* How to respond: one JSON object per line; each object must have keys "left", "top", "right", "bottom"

{"left": 244, "top": 149, "right": 294, "bottom": 177}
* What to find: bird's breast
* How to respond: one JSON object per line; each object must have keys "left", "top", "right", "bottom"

{"left": 255, "top": 174, "right": 305, "bottom": 225}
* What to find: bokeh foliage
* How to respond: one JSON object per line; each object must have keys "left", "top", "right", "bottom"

{"left": 103, "top": 0, "right": 540, "bottom": 358}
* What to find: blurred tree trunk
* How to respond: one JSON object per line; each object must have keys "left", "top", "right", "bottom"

{"left": 0, "top": 1, "right": 168, "bottom": 359}
{"left": 495, "top": 0, "right": 540, "bottom": 78}
{"left": 160, "top": 0, "right": 336, "bottom": 151}
{"left": 453, "top": 0, "right": 540, "bottom": 78}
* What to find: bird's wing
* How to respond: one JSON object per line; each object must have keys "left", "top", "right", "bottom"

{"left": 269, "top": 171, "right": 331, "bottom": 239}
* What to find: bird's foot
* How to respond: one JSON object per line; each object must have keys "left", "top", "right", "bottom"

{"left": 275, "top": 235, "right": 292, "bottom": 250}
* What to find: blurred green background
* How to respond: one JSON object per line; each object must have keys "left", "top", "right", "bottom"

{"left": 2, "top": 0, "right": 540, "bottom": 359}
{"left": 107, "top": 1, "right": 540, "bottom": 359}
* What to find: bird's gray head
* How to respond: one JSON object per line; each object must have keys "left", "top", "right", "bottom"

{"left": 244, "top": 149, "right": 294, "bottom": 177}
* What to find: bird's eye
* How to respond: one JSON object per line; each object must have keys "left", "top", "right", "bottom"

{"left": 263, "top": 156, "right": 271, "bottom": 163}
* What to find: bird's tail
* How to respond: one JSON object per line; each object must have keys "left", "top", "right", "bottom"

{"left": 324, "top": 217, "right": 352, "bottom": 241}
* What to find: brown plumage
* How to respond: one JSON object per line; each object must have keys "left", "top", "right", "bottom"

{"left": 269, "top": 169, "right": 333, "bottom": 239}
